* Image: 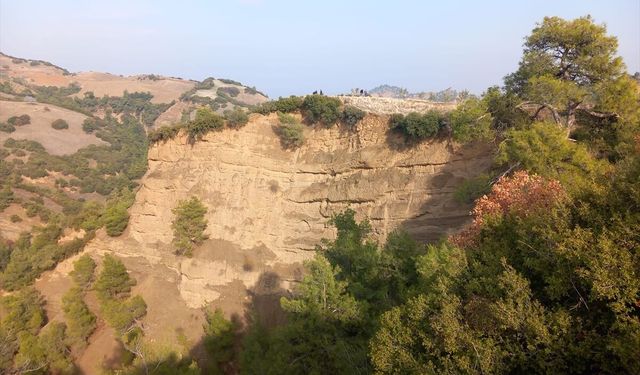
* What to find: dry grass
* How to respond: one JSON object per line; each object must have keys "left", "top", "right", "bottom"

{"left": 0, "top": 100, "right": 106, "bottom": 155}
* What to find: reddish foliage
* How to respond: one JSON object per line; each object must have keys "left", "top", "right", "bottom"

{"left": 450, "top": 171, "right": 566, "bottom": 248}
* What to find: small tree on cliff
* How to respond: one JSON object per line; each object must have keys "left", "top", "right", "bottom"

{"left": 172, "top": 196, "right": 209, "bottom": 257}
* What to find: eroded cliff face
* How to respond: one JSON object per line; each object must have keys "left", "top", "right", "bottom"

{"left": 72, "top": 112, "right": 492, "bottom": 351}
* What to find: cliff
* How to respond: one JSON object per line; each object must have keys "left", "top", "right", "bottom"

{"left": 45, "top": 112, "right": 492, "bottom": 356}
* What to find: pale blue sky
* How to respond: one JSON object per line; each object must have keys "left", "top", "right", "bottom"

{"left": 1, "top": 1, "right": 638, "bottom": 98}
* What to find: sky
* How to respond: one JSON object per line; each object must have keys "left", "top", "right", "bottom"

{"left": 0, "top": 1, "right": 638, "bottom": 98}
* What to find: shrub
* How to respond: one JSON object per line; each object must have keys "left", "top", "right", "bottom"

{"left": 302, "top": 95, "right": 342, "bottom": 126}
{"left": 81, "top": 118, "right": 100, "bottom": 133}
{"left": 0, "top": 122, "right": 15, "bottom": 133}
{"left": 218, "top": 86, "right": 241, "bottom": 97}
{"left": 276, "top": 113, "right": 305, "bottom": 149}
{"left": 0, "top": 186, "right": 14, "bottom": 211}
{"left": 10, "top": 214, "right": 21, "bottom": 223}
{"left": 341, "top": 106, "right": 366, "bottom": 127}
{"left": 224, "top": 107, "right": 250, "bottom": 128}
{"left": 187, "top": 107, "right": 224, "bottom": 142}
{"left": 148, "top": 124, "right": 182, "bottom": 144}
{"left": 254, "top": 96, "right": 304, "bottom": 114}
{"left": 51, "top": 119, "right": 69, "bottom": 130}
{"left": 389, "top": 110, "right": 445, "bottom": 139}
{"left": 7, "top": 114, "right": 31, "bottom": 126}
{"left": 172, "top": 196, "right": 208, "bottom": 256}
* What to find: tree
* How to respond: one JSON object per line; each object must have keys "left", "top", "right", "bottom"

{"left": 448, "top": 97, "right": 493, "bottom": 142}
{"left": 505, "top": 16, "right": 626, "bottom": 129}
{"left": 94, "top": 254, "right": 135, "bottom": 300}
{"left": 172, "top": 197, "right": 208, "bottom": 256}
{"left": 281, "top": 256, "right": 360, "bottom": 322}
{"left": 69, "top": 254, "right": 96, "bottom": 289}
{"left": 62, "top": 287, "right": 96, "bottom": 348}
{"left": 496, "top": 121, "right": 607, "bottom": 191}
{"left": 202, "top": 308, "right": 237, "bottom": 374}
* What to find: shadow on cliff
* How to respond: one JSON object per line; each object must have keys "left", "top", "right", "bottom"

{"left": 177, "top": 270, "right": 289, "bottom": 374}
{"left": 396, "top": 139, "right": 495, "bottom": 244}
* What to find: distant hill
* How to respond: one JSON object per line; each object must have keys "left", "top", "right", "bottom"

{"left": 368, "top": 84, "right": 468, "bottom": 102}
{"left": 0, "top": 52, "right": 269, "bottom": 128}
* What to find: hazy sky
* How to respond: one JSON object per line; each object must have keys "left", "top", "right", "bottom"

{"left": 1, "top": 1, "right": 638, "bottom": 98}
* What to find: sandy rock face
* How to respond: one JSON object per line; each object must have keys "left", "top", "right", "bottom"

{"left": 119, "top": 113, "right": 492, "bottom": 307}
{"left": 55, "top": 111, "right": 493, "bottom": 352}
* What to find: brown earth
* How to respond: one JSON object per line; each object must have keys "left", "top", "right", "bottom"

{"left": 0, "top": 100, "right": 106, "bottom": 155}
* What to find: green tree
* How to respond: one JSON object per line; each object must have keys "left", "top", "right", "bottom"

{"left": 448, "top": 97, "right": 493, "bottom": 142}
{"left": 496, "top": 121, "right": 606, "bottom": 192}
{"left": 505, "top": 16, "right": 626, "bottom": 129}
{"left": 69, "top": 254, "right": 96, "bottom": 289}
{"left": 62, "top": 287, "right": 96, "bottom": 347}
{"left": 94, "top": 254, "right": 135, "bottom": 300}
{"left": 172, "top": 196, "right": 208, "bottom": 256}
{"left": 281, "top": 256, "right": 360, "bottom": 322}
{"left": 202, "top": 308, "right": 237, "bottom": 374}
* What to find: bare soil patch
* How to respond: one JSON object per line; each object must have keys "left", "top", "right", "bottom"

{"left": 0, "top": 100, "right": 107, "bottom": 155}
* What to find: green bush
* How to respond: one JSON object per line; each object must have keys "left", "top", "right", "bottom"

{"left": 172, "top": 196, "right": 208, "bottom": 256}
{"left": 51, "top": 119, "right": 69, "bottom": 130}
{"left": 341, "top": 106, "right": 366, "bottom": 127}
{"left": 224, "top": 107, "right": 250, "bottom": 128}
{"left": 10, "top": 214, "right": 21, "bottom": 223}
{"left": 187, "top": 107, "right": 224, "bottom": 142}
{"left": 0, "top": 186, "right": 14, "bottom": 211}
{"left": 302, "top": 95, "right": 342, "bottom": 126}
{"left": 389, "top": 110, "right": 445, "bottom": 139}
{"left": 7, "top": 114, "right": 30, "bottom": 126}
{"left": 254, "top": 96, "right": 303, "bottom": 114}
{"left": 276, "top": 113, "right": 305, "bottom": 149}
{"left": 218, "top": 86, "right": 241, "bottom": 97}
{"left": 453, "top": 174, "right": 492, "bottom": 204}
{"left": 148, "top": 124, "right": 183, "bottom": 144}
{"left": 81, "top": 118, "right": 101, "bottom": 134}
{"left": 0, "top": 122, "right": 15, "bottom": 133}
